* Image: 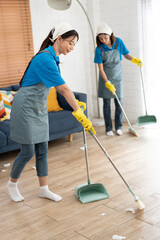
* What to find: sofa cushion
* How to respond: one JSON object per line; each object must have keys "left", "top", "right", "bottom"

{"left": 47, "top": 88, "right": 63, "bottom": 112}
{"left": 0, "top": 87, "right": 12, "bottom": 91}
{"left": 0, "top": 84, "right": 20, "bottom": 92}
{"left": 48, "top": 110, "right": 81, "bottom": 134}
{"left": 0, "top": 120, "right": 17, "bottom": 146}
{"left": 57, "top": 92, "right": 73, "bottom": 111}
{"left": 0, "top": 120, "right": 11, "bottom": 136}
{"left": 0, "top": 131, "right": 7, "bottom": 147}
{"left": 11, "top": 85, "right": 20, "bottom": 91}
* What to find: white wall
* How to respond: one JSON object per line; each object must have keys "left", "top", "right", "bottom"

{"left": 29, "top": 0, "right": 143, "bottom": 122}
{"left": 29, "top": 0, "right": 96, "bottom": 118}
{"left": 92, "top": 0, "right": 143, "bottom": 122}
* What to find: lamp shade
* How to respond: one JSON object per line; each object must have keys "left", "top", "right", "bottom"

{"left": 47, "top": 0, "right": 72, "bottom": 10}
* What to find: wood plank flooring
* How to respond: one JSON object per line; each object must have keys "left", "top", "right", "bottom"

{"left": 0, "top": 123, "right": 160, "bottom": 239}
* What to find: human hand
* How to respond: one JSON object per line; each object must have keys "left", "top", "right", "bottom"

{"left": 72, "top": 108, "right": 96, "bottom": 135}
{"left": 76, "top": 99, "right": 86, "bottom": 111}
{"left": 131, "top": 57, "right": 143, "bottom": 67}
{"left": 105, "top": 81, "right": 116, "bottom": 95}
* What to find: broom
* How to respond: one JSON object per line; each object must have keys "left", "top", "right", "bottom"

{"left": 90, "top": 130, "right": 145, "bottom": 210}
{"left": 114, "top": 92, "right": 139, "bottom": 137}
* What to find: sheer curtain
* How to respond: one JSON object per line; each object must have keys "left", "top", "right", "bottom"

{"left": 141, "top": 0, "right": 160, "bottom": 120}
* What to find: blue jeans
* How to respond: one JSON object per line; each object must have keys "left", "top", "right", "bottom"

{"left": 103, "top": 98, "right": 123, "bottom": 132}
{"left": 10, "top": 142, "right": 48, "bottom": 179}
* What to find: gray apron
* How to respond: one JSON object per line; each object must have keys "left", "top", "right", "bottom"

{"left": 10, "top": 83, "right": 50, "bottom": 144}
{"left": 98, "top": 48, "right": 123, "bottom": 99}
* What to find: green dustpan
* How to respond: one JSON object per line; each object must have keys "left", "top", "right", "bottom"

{"left": 75, "top": 182, "right": 109, "bottom": 204}
{"left": 137, "top": 67, "right": 157, "bottom": 126}
{"left": 137, "top": 115, "right": 157, "bottom": 126}
{"left": 75, "top": 126, "right": 109, "bottom": 204}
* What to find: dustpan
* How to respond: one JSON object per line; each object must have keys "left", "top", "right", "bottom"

{"left": 75, "top": 182, "right": 109, "bottom": 204}
{"left": 75, "top": 127, "right": 109, "bottom": 204}
{"left": 137, "top": 67, "right": 157, "bottom": 126}
{"left": 137, "top": 115, "right": 157, "bottom": 126}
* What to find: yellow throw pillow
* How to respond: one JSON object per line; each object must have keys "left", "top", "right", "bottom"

{"left": 47, "top": 88, "right": 63, "bottom": 112}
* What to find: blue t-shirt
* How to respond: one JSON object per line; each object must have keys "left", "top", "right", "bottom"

{"left": 94, "top": 37, "right": 129, "bottom": 63}
{"left": 21, "top": 45, "right": 65, "bottom": 88}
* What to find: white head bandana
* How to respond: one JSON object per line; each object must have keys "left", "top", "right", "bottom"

{"left": 50, "top": 22, "right": 74, "bottom": 42}
{"left": 97, "top": 23, "right": 112, "bottom": 36}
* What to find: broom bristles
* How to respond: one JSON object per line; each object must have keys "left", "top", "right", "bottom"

{"left": 136, "top": 199, "right": 145, "bottom": 210}
{"left": 128, "top": 128, "right": 139, "bottom": 137}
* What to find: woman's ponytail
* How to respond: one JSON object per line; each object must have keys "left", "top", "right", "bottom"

{"left": 39, "top": 30, "right": 53, "bottom": 52}
{"left": 19, "top": 30, "right": 53, "bottom": 86}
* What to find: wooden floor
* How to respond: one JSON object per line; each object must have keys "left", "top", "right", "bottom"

{"left": 0, "top": 123, "right": 160, "bottom": 240}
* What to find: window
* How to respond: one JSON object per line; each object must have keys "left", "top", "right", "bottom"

{"left": 0, "top": 0, "right": 34, "bottom": 87}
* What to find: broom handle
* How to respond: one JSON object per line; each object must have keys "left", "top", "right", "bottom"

{"left": 83, "top": 127, "right": 91, "bottom": 184}
{"left": 114, "top": 92, "right": 132, "bottom": 129}
{"left": 140, "top": 67, "right": 148, "bottom": 115}
{"left": 89, "top": 130, "right": 129, "bottom": 188}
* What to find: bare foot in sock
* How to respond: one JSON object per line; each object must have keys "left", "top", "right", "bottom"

{"left": 7, "top": 180, "right": 24, "bottom": 202}
{"left": 39, "top": 185, "right": 62, "bottom": 202}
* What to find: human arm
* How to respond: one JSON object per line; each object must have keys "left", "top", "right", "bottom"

{"left": 55, "top": 84, "right": 79, "bottom": 111}
{"left": 98, "top": 63, "right": 108, "bottom": 82}
{"left": 124, "top": 54, "right": 143, "bottom": 67}
{"left": 55, "top": 84, "right": 96, "bottom": 134}
{"left": 124, "top": 54, "right": 133, "bottom": 61}
{"left": 95, "top": 47, "right": 115, "bottom": 94}
{"left": 98, "top": 63, "right": 116, "bottom": 95}
{"left": 116, "top": 38, "right": 142, "bottom": 67}
{"left": 56, "top": 84, "right": 86, "bottom": 111}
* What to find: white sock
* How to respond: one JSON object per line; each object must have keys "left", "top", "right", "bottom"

{"left": 106, "top": 130, "right": 114, "bottom": 136}
{"left": 116, "top": 129, "right": 123, "bottom": 136}
{"left": 39, "top": 185, "right": 62, "bottom": 202}
{"left": 7, "top": 180, "right": 24, "bottom": 202}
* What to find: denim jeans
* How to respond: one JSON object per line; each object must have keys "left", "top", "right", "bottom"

{"left": 10, "top": 142, "right": 48, "bottom": 179}
{"left": 103, "top": 98, "right": 123, "bottom": 132}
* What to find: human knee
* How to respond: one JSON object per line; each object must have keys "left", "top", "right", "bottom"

{"left": 20, "top": 146, "right": 34, "bottom": 162}
{"left": 35, "top": 142, "right": 48, "bottom": 159}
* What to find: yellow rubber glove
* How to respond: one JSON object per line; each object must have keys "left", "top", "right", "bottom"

{"left": 72, "top": 108, "right": 96, "bottom": 135}
{"left": 105, "top": 81, "right": 116, "bottom": 95}
{"left": 131, "top": 57, "right": 143, "bottom": 67}
{"left": 76, "top": 99, "right": 86, "bottom": 111}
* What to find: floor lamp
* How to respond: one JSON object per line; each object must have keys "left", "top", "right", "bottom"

{"left": 47, "top": 0, "right": 104, "bottom": 125}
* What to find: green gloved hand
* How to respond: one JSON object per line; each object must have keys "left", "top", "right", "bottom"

{"left": 76, "top": 99, "right": 86, "bottom": 111}
{"left": 131, "top": 57, "right": 143, "bottom": 67}
{"left": 72, "top": 108, "right": 96, "bottom": 135}
{"left": 105, "top": 81, "right": 116, "bottom": 95}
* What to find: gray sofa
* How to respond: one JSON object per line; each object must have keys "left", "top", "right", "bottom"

{"left": 0, "top": 84, "right": 87, "bottom": 154}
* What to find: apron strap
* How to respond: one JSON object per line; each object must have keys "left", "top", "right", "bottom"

{"left": 19, "top": 50, "right": 51, "bottom": 86}
{"left": 40, "top": 50, "right": 51, "bottom": 54}
{"left": 99, "top": 46, "right": 103, "bottom": 53}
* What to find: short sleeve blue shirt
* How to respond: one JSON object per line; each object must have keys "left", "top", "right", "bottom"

{"left": 21, "top": 45, "right": 65, "bottom": 88}
{"left": 94, "top": 37, "right": 129, "bottom": 64}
